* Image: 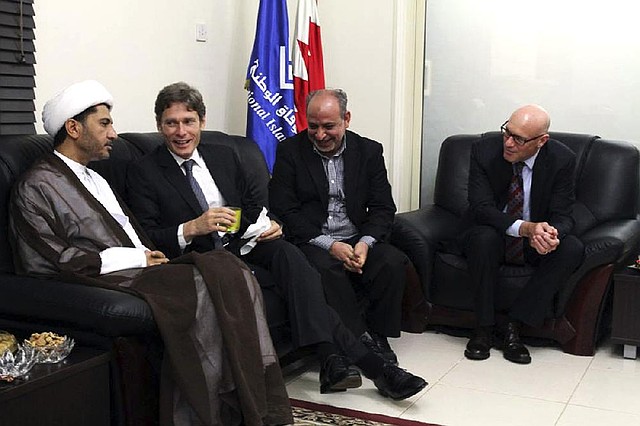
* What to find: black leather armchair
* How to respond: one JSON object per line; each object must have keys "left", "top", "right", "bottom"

{"left": 0, "top": 131, "right": 290, "bottom": 425}
{"left": 392, "top": 132, "right": 640, "bottom": 356}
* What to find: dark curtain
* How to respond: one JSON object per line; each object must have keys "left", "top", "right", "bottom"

{"left": 0, "top": 0, "right": 35, "bottom": 135}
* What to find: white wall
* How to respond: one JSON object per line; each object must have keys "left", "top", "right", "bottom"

{"left": 34, "top": 0, "right": 250, "bottom": 133}
{"left": 33, "top": 0, "right": 423, "bottom": 211}
{"left": 422, "top": 0, "right": 640, "bottom": 205}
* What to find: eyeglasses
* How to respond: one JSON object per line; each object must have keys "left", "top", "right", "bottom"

{"left": 500, "top": 121, "right": 546, "bottom": 146}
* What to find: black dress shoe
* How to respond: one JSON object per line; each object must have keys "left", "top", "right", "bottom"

{"left": 319, "top": 354, "right": 362, "bottom": 394}
{"left": 361, "top": 332, "right": 398, "bottom": 365}
{"left": 373, "top": 364, "right": 427, "bottom": 400}
{"left": 464, "top": 327, "right": 492, "bottom": 360}
{"left": 501, "top": 321, "right": 531, "bottom": 364}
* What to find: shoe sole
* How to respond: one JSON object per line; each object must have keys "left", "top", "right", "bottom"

{"left": 320, "top": 374, "right": 363, "bottom": 394}
{"left": 464, "top": 349, "right": 490, "bottom": 360}
{"left": 377, "top": 380, "right": 428, "bottom": 401}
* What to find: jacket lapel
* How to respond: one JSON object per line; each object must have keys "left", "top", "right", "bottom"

{"left": 199, "top": 146, "right": 241, "bottom": 206}
{"left": 155, "top": 146, "right": 203, "bottom": 215}
{"left": 490, "top": 145, "right": 513, "bottom": 210}
{"left": 529, "top": 144, "right": 549, "bottom": 218}
{"left": 342, "top": 134, "right": 360, "bottom": 209}
{"left": 300, "top": 136, "right": 329, "bottom": 207}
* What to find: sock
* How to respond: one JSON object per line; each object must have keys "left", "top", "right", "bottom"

{"left": 354, "top": 351, "right": 385, "bottom": 380}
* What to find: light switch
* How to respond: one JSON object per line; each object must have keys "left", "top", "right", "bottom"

{"left": 196, "top": 23, "right": 207, "bottom": 42}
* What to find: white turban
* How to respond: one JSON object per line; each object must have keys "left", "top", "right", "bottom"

{"left": 42, "top": 80, "right": 114, "bottom": 136}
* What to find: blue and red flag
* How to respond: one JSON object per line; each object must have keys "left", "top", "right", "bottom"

{"left": 245, "top": 0, "right": 296, "bottom": 173}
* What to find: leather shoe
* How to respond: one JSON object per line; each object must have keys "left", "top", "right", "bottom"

{"left": 360, "top": 332, "right": 398, "bottom": 365}
{"left": 319, "top": 354, "right": 362, "bottom": 394}
{"left": 501, "top": 322, "right": 531, "bottom": 364}
{"left": 464, "top": 327, "right": 492, "bottom": 360}
{"left": 373, "top": 364, "right": 427, "bottom": 400}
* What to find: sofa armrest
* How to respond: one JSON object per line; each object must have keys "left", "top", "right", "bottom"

{"left": 554, "top": 218, "right": 640, "bottom": 314}
{"left": 392, "top": 206, "right": 461, "bottom": 300}
{"left": 0, "top": 274, "right": 156, "bottom": 337}
{"left": 580, "top": 218, "right": 640, "bottom": 269}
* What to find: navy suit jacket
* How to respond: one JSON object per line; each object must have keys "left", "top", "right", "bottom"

{"left": 269, "top": 130, "right": 397, "bottom": 246}
{"left": 126, "top": 142, "right": 270, "bottom": 258}
{"left": 467, "top": 133, "right": 577, "bottom": 238}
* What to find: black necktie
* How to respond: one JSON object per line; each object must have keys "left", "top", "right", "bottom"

{"left": 182, "top": 159, "right": 223, "bottom": 249}
{"left": 505, "top": 162, "right": 525, "bottom": 264}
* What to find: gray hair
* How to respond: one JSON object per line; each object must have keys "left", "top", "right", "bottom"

{"left": 306, "top": 89, "right": 348, "bottom": 119}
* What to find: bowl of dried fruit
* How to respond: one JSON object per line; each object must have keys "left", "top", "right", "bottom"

{"left": 24, "top": 332, "right": 74, "bottom": 364}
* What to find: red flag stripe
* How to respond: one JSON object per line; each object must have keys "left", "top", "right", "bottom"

{"left": 293, "top": 0, "right": 325, "bottom": 131}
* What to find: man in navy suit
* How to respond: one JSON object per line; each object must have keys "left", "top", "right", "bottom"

{"left": 460, "top": 105, "right": 584, "bottom": 364}
{"left": 126, "top": 82, "right": 427, "bottom": 400}
{"left": 269, "top": 89, "right": 410, "bottom": 367}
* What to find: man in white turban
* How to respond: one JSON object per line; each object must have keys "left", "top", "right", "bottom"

{"left": 9, "top": 80, "right": 293, "bottom": 426}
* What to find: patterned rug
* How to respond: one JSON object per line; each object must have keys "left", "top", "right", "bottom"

{"left": 291, "top": 399, "right": 439, "bottom": 426}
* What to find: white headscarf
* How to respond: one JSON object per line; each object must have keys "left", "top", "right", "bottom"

{"left": 42, "top": 80, "right": 113, "bottom": 136}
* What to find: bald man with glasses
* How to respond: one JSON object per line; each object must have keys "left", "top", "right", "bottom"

{"left": 457, "top": 104, "right": 584, "bottom": 364}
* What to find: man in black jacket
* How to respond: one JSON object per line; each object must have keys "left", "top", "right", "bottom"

{"left": 269, "top": 88, "right": 411, "bottom": 368}
{"left": 126, "top": 82, "right": 427, "bottom": 400}
{"left": 459, "top": 105, "right": 584, "bottom": 364}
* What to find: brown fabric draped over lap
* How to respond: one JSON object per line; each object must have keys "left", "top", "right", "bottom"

{"left": 132, "top": 251, "right": 292, "bottom": 426}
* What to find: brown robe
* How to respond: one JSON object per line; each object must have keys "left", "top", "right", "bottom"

{"left": 9, "top": 154, "right": 292, "bottom": 426}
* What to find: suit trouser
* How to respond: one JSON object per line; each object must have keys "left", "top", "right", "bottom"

{"left": 460, "top": 225, "right": 584, "bottom": 328}
{"left": 299, "top": 239, "right": 408, "bottom": 339}
{"left": 241, "top": 239, "right": 368, "bottom": 361}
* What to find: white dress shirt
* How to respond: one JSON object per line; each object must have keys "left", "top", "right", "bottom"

{"left": 166, "top": 148, "right": 227, "bottom": 250}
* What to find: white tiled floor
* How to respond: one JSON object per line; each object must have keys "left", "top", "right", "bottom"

{"left": 284, "top": 331, "right": 640, "bottom": 426}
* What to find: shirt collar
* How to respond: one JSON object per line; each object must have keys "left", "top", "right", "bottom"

{"left": 54, "top": 150, "right": 91, "bottom": 176}
{"left": 167, "top": 147, "right": 205, "bottom": 168}
{"left": 523, "top": 149, "right": 539, "bottom": 171}
{"left": 312, "top": 134, "right": 348, "bottom": 160}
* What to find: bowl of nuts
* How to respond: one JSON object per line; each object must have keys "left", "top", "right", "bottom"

{"left": 24, "top": 332, "right": 74, "bottom": 364}
{"left": 1, "top": 330, "right": 37, "bottom": 382}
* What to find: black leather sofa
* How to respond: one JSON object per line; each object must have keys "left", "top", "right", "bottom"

{"left": 392, "top": 131, "right": 640, "bottom": 356}
{"left": 0, "top": 131, "right": 291, "bottom": 426}
{"left": 0, "top": 129, "right": 429, "bottom": 425}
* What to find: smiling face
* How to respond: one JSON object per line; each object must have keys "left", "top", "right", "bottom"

{"left": 306, "top": 92, "right": 351, "bottom": 157}
{"left": 65, "top": 104, "right": 117, "bottom": 164}
{"left": 158, "top": 102, "right": 206, "bottom": 159}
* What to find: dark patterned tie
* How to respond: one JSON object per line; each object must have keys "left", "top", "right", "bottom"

{"left": 182, "top": 159, "right": 209, "bottom": 212}
{"left": 182, "top": 159, "right": 223, "bottom": 249}
{"left": 505, "top": 162, "right": 525, "bottom": 264}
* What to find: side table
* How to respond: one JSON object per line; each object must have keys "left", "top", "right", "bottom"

{"left": 611, "top": 268, "right": 640, "bottom": 359}
{"left": 0, "top": 347, "right": 111, "bottom": 426}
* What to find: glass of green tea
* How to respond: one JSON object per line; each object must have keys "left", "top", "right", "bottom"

{"left": 225, "top": 207, "right": 242, "bottom": 234}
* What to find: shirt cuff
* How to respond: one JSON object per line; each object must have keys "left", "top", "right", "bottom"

{"left": 100, "top": 247, "right": 148, "bottom": 275}
{"left": 506, "top": 219, "right": 524, "bottom": 237}
{"left": 178, "top": 223, "right": 189, "bottom": 250}
{"left": 309, "top": 235, "right": 336, "bottom": 251}
{"left": 358, "top": 235, "right": 377, "bottom": 248}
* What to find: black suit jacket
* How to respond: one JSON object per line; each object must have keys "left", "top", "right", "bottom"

{"left": 467, "top": 133, "right": 576, "bottom": 238}
{"left": 126, "top": 142, "right": 269, "bottom": 258}
{"left": 269, "top": 130, "right": 397, "bottom": 246}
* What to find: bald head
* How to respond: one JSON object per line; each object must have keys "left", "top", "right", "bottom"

{"left": 509, "top": 104, "right": 550, "bottom": 136}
